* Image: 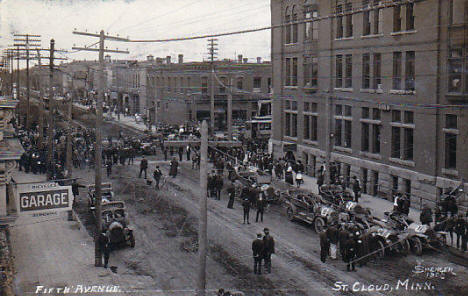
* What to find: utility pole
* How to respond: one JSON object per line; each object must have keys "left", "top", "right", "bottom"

{"left": 73, "top": 29, "right": 129, "bottom": 267}
{"left": 66, "top": 76, "right": 74, "bottom": 178}
{"left": 13, "top": 34, "right": 41, "bottom": 130}
{"left": 36, "top": 49, "right": 45, "bottom": 148}
{"left": 207, "top": 38, "right": 218, "bottom": 134}
{"left": 47, "top": 39, "right": 55, "bottom": 180}
{"left": 227, "top": 75, "right": 233, "bottom": 140}
{"left": 197, "top": 120, "right": 208, "bottom": 296}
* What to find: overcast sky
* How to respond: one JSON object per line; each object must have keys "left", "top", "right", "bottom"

{"left": 1, "top": 0, "right": 271, "bottom": 67}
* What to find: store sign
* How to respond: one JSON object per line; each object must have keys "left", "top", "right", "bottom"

{"left": 15, "top": 183, "right": 74, "bottom": 216}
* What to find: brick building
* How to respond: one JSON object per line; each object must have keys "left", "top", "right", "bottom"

{"left": 146, "top": 55, "right": 272, "bottom": 130}
{"left": 271, "top": 0, "right": 468, "bottom": 207}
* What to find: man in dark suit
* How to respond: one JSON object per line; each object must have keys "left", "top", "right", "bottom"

{"left": 263, "top": 228, "right": 275, "bottom": 273}
{"left": 252, "top": 234, "right": 264, "bottom": 274}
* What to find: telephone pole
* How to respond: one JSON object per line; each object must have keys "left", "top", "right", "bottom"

{"left": 227, "top": 75, "right": 233, "bottom": 140}
{"left": 47, "top": 39, "right": 55, "bottom": 179}
{"left": 197, "top": 120, "right": 208, "bottom": 296}
{"left": 36, "top": 49, "right": 45, "bottom": 147}
{"left": 73, "top": 29, "right": 129, "bottom": 267}
{"left": 207, "top": 38, "right": 218, "bottom": 134}
{"left": 13, "top": 34, "right": 41, "bottom": 130}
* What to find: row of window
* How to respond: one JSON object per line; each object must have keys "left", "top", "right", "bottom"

{"left": 283, "top": 103, "right": 459, "bottom": 170}
{"left": 284, "top": 1, "right": 416, "bottom": 45}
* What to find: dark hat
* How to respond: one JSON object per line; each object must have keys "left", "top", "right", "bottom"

{"left": 156, "top": 166, "right": 159, "bottom": 168}
{"left": 257, "top": 233, "right": 263, "bottom": 238}
{"left": 264, "top": 228, "right": 269, "bottom": 233}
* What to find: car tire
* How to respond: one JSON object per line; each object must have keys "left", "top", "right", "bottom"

{"left": 314, "top": 217, "right": 326, "bottom": 233}
{"left": 375, "top": 239, "right": 386, "bottom": 259}
{"left": 410, "top": 237, "right": 423, "bottom": 256}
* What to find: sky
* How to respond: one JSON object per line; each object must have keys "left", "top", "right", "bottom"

{"left": 1, "top": 0, "right": 271, "bottom": 67}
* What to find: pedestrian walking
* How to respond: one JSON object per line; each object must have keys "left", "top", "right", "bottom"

{"left": 153, "top": 166, "right": 162, "bottom": 190}
{"left": 252, "top": 234, "right": 264, "bottom": 275}
{"left": 352, "top": 176, "right": 361, "bottom": 203}
{"left": 215, "top": 174, "right": 224, "bottom": 200}
{"left": 98, "top": 230, "right": 111, "bottom": 268}
{"left": 186, "top": 145, "right": 191, "bottom": 161}
{"left": 178, "top": 147, "right": 183, "bottom": 162}
{"left": 256, "top": 196, "right": 266, "bottom": 223}
{"left": 227, "top": 182, "right": 235, "bottom": 209}
{"left": 263, "top": 228, "right": 275, "bottom": 273}
{"left": 139, "top": 157, "right": 148, "bottom": 179}
{"left": 242, "top": 198, "right": 251, "bottom": 224}
{"left": 455, "top": 214, "right": 467, "bottom": 250}
{"left": 326, "top": 222, "right": 339, "bottom": 259}
{"left": 320, "top": 228, "right": 330, "bottom": 263}
{"left": 169, "top": 157, "right": 179, "bottom": 178}
{"left": 343, "top": 232, "right": 358, "bottom": 272}
{"left": 106, "top": 159, "right": 112, "bottom": 177}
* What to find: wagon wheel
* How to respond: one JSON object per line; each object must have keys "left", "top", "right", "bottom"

{"left": 374, "top": 239, "right": 386, "bottom": 259}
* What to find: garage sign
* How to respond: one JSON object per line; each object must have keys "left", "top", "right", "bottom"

{"left": 15, "top": 182, "right": 74, "bottom": 216}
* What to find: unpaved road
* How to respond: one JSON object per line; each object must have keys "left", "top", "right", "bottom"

{"left": 64, "top": 104, "right": 468, "bottom": 295}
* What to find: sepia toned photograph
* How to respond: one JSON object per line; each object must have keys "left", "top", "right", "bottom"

{"left": 0, "top": 0, "right": 467, "bottom": 295}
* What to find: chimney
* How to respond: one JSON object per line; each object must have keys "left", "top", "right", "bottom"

{"left": 257, "top": 57, "right": 262, "bottom": 64}
{"left": 166, "top": 56, "right": 171, "bottom": 64}
{"left": 238, "top": 54, "right": 243, "bottom": 63}
{"left": 156, "top": 57, "right": 163, "bottom": 64}
{"left": 243, "top": 58, "right": 248, "bottom": 64}
{"left": 178, "top": 54, "right": 184, "bottom": 64}
{"left": 147, "top": 55, "right": 154, "bottom": 61}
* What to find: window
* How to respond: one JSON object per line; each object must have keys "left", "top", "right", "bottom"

{"left": 311, "top": 115, "right": 318, "bottom": 140}
{"left": 362, "top": 107, "right": 370, "bottom": 119}
{"left": 237, "top": 77, "right": 243, "bottom": 90}
{"left": 304, "top": 115, "right": 310, "bottom": 139}
{"left": 363, "top": 0, "right": 371, "bottom": 36}
{"left": 393, "top": 3, "right": 402, "bottom": 32}
{"left": 345, "top": 105, "right": 352, "bottom": 116}
{"left": 362, "top": 123, "right": 370, "bottom": 151}
{"left": 391, "top": 127, "right": 401, "bottom": 158}
{"left": 448, "top": 48, "right": 464, "bottom": 93}
{"left": 372, "top": 124, "right": 381, "bottom": 153}
{"left": 335, "top": 104, "right": 343, "bottom": 116}
{"left": 201, "top": 77, "right": 208, "bottom": 95}
{"left": 446, "top": 114, "right": 457, "bottom": 129}
{"left": 392, "top": 175, "right": 399, "bottom": 196}
{"left": 292, "top": 101, "right": 298, "bottom": 111}
{"left": 285, "top": 113, "right": 291, "bottom": 136}
{"left": 393, "top": 52, "right": 402, "bottom": 90}
{"left": 292, "top": 58, "right": 298, "bottom": 86}
{"left": 187, "top": 77, "right": 191, "bottom": 92}
{"left": 372, "top": 108, "right": 380, "bottom": 120}
{"left": 406, "top": 2, "right": 415, "bottom": 30}
{"left": 311, "top": 102, "right": 318, "bottom": 112}
{"left": 286, "top": 58, "right": 291, "bottom": 86}
{"left": 304, "top": 102, "right": 310, "bottom": 112}
{"left": 405, "top": 51, "right": 415, "bottom": 91}
{"left": 373, "top": 53, "right": 382, "bottom": 89}
{"left": 452, "top": 0, "right": 468, "bottom": 25}
{"left": 373, "top": 0, "right": 383, "bottom": 34}
{"left": 285, "top": 7, "right": 291, "bottom": 44}
{"left": 305, "top": 9, "right": 319, "bottom": 41}
{"left": 292, "top": 113, "right": 298, "bottom": 137}
{"left": 335, "top": 119, "right": 343, "bottom": 146}
{"left": 404, "top": 179, "right": 411, "bottom": 197}
{"left": 404, "top": 111, "right": 414, "bottom": 124}
{"left": 345, "top": 120, "right": 352, "bottom": 148}
{"left": 445, "top": 133, "right": 457, "bottom": 169}
{"left": 362, "top": 53, "right": 370, "bottom": 89}
{"left": 444, "top": 114, "right": 458, "bottom": 170}
{"left": 304, "top": 56, "right": 318, "bottom": 88}
{"left": 292, "top": 6, "right": 298, "bottom": 43}
{"left": 345, "top": 54, "right": 353, "bottom": 88}
{"left": 403, "top": 128, "right": 414, "bottom": 160}
{"left": 253, "top": 77, "right": 262, "bottom": 90}
{"left": 345, "top": 2, "right": 353, "bottom": 37}
{"left": 392, "top": 110, "right": 401, "bottom": 122}
{"left": 336, "top": 4, "right": 344, "bottom": 38}
{"left": 336, "top": 55, "right": 343, "bottom": 87}
{"left": 285, "top": 100, "right": 291, "bottom": 110}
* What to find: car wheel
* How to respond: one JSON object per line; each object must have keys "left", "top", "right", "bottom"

{"left": 314, "top": 217, "right": 326, "bottom": 233}
{"left": 286, "top": 207, "right": 295, "bottom": 221}
{"left": 375, "top": 239, "right": 386, "bottom": 259}
{"left": 400, "top": 239, "right": 410, "bottom": 256}
{"left": 411, "top": 237, "right": 423, "bottom": 256}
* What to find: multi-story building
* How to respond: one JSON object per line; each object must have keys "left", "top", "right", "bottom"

{"left": 146, "top": 55, "right": 272, "bottom": 130}
{"left": 271, "top": 0, "right": 468, "bottom": 207}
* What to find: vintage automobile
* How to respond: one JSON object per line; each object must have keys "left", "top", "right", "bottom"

{"left": 235, "top": 165, "right": 272, "bottom": 187}
{"left": 284, "top": 190, "right": 339, "bottom": 233}
{"left": 87, "top": 183, "right": 114, "bottom": 212}
{"left": 102, "top": 201, "right": 135, "bottom": 248}
{"left": 366, "top": 222, "right": 410, "bottom": 258}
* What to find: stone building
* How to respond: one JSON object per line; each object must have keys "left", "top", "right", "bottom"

{"left": 271, "top": 0, "right": 468, "bottom": 207}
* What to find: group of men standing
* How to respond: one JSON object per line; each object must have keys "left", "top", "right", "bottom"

{"left": 251, "top": 228, "right": 275, "bottom": 275}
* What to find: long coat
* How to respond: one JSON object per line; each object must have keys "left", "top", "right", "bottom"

{"left": 169, "top": 160, "right": 179, "bottom": 176}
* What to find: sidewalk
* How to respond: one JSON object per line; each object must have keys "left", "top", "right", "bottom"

{"left": 10, "top": 170, "right": 128, "bottom": 295}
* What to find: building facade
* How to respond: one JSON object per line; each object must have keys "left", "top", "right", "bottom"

{"left": 146, "top": 56, "right": 272, "bottom": 130}
{"left": 271, "top": 0, "right": 468, "bottom": 207}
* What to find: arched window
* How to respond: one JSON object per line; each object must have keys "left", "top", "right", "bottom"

{"left": 292, "top": 5, "right": 298, "bottom": 43}
{"left": 285, "top": 6, "right": 291, "bottom": 44}
{"left": 237, "top": 77, "right": 244, "bottom": 90}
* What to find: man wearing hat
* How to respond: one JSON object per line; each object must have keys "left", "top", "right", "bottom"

{"left": 252, "top": 233, "right": 264, "bottom": 274}
{"left": 263, "top": 228, "right": 275, "bottom": 273}
{"left": 352, "top": 176, "right": 361, "bottom": 203}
